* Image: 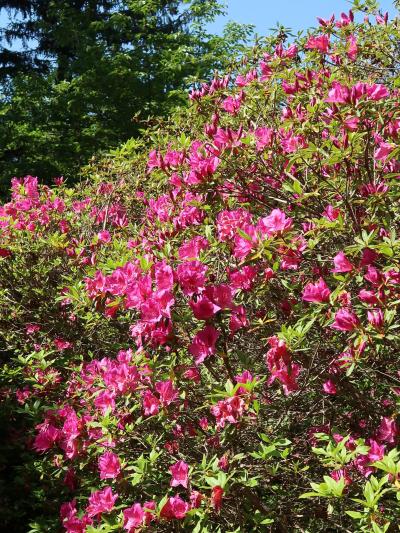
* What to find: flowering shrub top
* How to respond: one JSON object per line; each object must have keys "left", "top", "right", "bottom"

{"left": 1, "top": 3, "right": 400, "bottom": 532}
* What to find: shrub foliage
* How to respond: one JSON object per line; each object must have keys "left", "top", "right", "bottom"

{"left": 1, "top": 2, "right": 400, "bottom": 532}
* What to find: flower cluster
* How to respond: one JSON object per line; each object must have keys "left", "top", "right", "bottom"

{"left": 1, "top": 4, "right": 400, "bottom": 532}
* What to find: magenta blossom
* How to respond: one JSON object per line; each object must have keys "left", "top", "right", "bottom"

{"left": 86, "top": 487, "right": 118, "bottom": 517}
{"left": 123, "top": 503, "right": 144, "bottom": 532}
{"left": 169, "top": 460, "right": 189, "bottom": 488}
{"left": 160, "top": 496, "right": 190, "bottom": 520}
{"left": 322, "top": 380, "right": 337, "bottom": 395}
{"left": 306, "top": 34, "right": 330, "bottom": 53}
{"left": 258, "top": 208, "right": 293, "bottom": 236}
{"left": 332, "top": 252, "right": 354, "bottom": 273}
{"left": 155, "top": 379, "right": 179, "bottom": 407}
{"left": 331, "top": 308, "right": 359, "bottom": 331}
{"left": 176, "top": 260, "right": 207, "bottom": 296}
{"left": 98, "top": 451, "right": 121, "bottom": 480}
{"left": 189, "top": 325, "right": 220, "bottom": 365}
{"left": 302, "top": 278, "right": 331, "bottom": 303}
{"left": 367, "top": 308, "right": 384, "bottom": 330}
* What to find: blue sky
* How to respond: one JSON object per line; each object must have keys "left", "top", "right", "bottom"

{"left": 0, "top": 1, "right": 397, "bottom": 49}
{"left": 209, "top": 0, "right": 397, "bottom": 36}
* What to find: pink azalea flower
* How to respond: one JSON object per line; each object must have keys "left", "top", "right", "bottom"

{"left": 142, "top": 389, "right": 160, "bottom": 416}
{"left": 189, "top": 325, "right": 220, "bottom": 365}
{"left": 190, "top": 295, "right": 220, "bottom": 320}
{"left": 347, "top": 35, "right": 358, "bottom": 61}
{"left": 229, "top": 305, "right": 249, "bottom": 335}
{"left": 33, "top": 424, "right": 59, "bottom": 452}
{"left": 97, "top": 230, "right": 111, "bottom": 243}
{"left": 169, "top": 460, "right": 189, "bottom": 488}
{"left": 325, "top": 81, "right": 350, "bottom": 104}
{"left": 322, "top": 379, "right": 337, "bottom": 395}
{"left": 367, "top": 308, "right": 384, "bottom": 330}
{"left": 176, "top": 260, "right": 207, "bottom": 296}
{"left": 302, "top": 278, "right": 331, "bottom": 303}
{"left": 330, "top": 468, "right": 351, "bottom": 486}
{"left": 332, "top": 251, "right": 354, "bottom": 273}
{"left": 54, "top": 337, "right": 72, "bottom": 350}
{"left": 211, "top": 396, "right": 245, "bottom": 428}
{"left": 155, "top": 379, "right": 179, "bottom": 406}
{"left": 228, "top": 265, "right": 257, "bottom": 291}
{"left": 258, "top": 208, "right": 293, "bottom": 236}
{"left": 306, "top": 34, "right": 330, "bottom": 53}
{"left": 331, "top": 308, "right": 359, "bottom": 331}
{"left": 160, "top": 495, "right": 190, "bottom": 520}
{"left": 374, "top": 142, "right": 394, "bottom": 161}
{"left": 178, "top": 236, "right": 209, "bottom": 260}
{"left": 376, "top": 417, "right": 398, "bottom": 443}
{"left": 358, "top": 289, "right": 379, "bottom": 305}
{"left": 86, "top": 487, "right": 118, "bottom": 517}
{"left": 367, "top": 83, "right": 389, "bottom": 100}
{"left": 94, "top": 390, "right": 116, "bottom": 415}
{"left": 123, "top": 503, "right": 144, "bottom": 532}
{"left": 98, "top": 451, "right": 121, "bottom": 480}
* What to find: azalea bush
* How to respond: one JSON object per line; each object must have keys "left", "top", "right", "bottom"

{"left": 1, "top": 1, "right": 400, "bottom": 531}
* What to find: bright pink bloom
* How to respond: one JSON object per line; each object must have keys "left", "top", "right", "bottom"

{"left": 98, "top": 451, "right": 121, "bottom": 480}
{"left": 347, "top": 35, "right": 358, "bottom": 61}
{"left": 211, "top": 395, "right": 245, "bottom": 428}
{"left": 367, "top": 439, "right": 385, "bottom": 462}
{"left": 258, "top": 209, "right": 293, "bottom": 236}
{"left": 54, "top": 337, "right": 72, "bottom": 350}
{"left": 216, "top": 208, "right": 252, "bottom": 241}
{"left": 221, "top": 92, "right": 243, "bottom": 115}
{"left": 190, "top": 296, "right": 220, "bottom": 320}
{"left": 204, "top": 284, "right": 233, "bottom": 309}
{"left": 160, "top": 496, "right": 190, "bottom": 520}
{"left": 26, "top": 323, "right": 40, "bottom": 335}
{"left": 123, "top": 503, "right": 144, "bottom": 532}
{"left": 265, "top": 336, "right": 301, "bottom": 395}
{"left": 323, "top": 204, "right": 340, "bottom": 221}
{"left": 189, "top": 325, "right": 220, "bottom": 365}
{"left": 233, "top": 223, "right": 258, "bottom": 260}
{"left": 169, "top": 460, "right": 189, "bottom": 488}
{"left": 155, "top": 379, "right": 179, "bottom": 406}
{"left": 254, "top": 127, "right": 273, "bottom": 150}
{"left": 331, "top": 468, "right": 351, "bottom": 486}
{"left": 178, "top": 236, "right": 209, "bottom": 260}
{"left": 183, "top": 366, "right": 201, "bottom": 382}
{"left": 94, "top": 390, "right": 116, "bottom": 414}
{"left": 322, "top": 380, "right": 337, "bottom": 395}
{"left": 33, "top": 424, "right": 59, "bottom": 452}
{"left": 367, "top": 84, "right": 389, "bottom": 100}
{"left": 302, "top": 278, "right": 331, "bottom": 303}
{"left": 229, "top": 305, "right": 249, "bottom": 335}
{"left": 332, "top": 251, "right": 354, "bottom": 273}
{"left": 229, "top": 265, "right": 257, "bottom": 291}
{"left": 176, "top": 260, "right": 207, "bottom": 296}
{"left": 374, "top": 142, "right": 394, "bottom": 161}
{"left": 326, "top": 82, "right": 350, "bottom": 104}
{"left": 97, "top": 230, "right": 111, "bottom": 243}
{"left": 331, "top": 308, "right": 359, "bottom": 331}
{"left": 358, "top": 289, "right": 379, "bottom": 305}
{"left": 376, "top": 417, "right": 398, "bottom": 443}
{"left": 190, "top": 491, "right": 203, "bottom": 508}
{"left": 86, "top": 487, "right": 118, "bottom": 517}
{"left": 367, "top": 308, "right": 384, "bottom": 330}
{"left": 142, "top": 389, "right": 160, "bottom": 416}
{"left": 306, "top": 34, "right": 330, "bottom": 53}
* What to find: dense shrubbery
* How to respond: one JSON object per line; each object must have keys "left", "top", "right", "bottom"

{"left": 1, "top": 2, "right": 400, "bottom": 531}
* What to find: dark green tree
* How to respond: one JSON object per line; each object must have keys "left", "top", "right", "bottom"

{"left": 0, "top": 1, "right": 253, "bottom": 194}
